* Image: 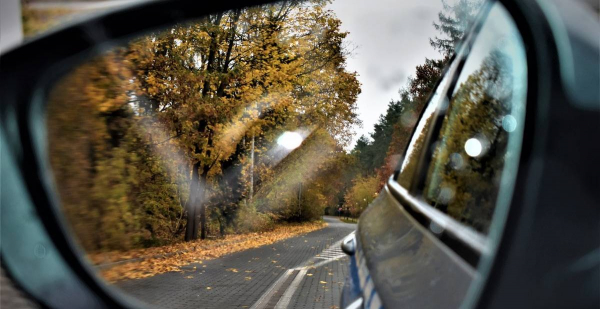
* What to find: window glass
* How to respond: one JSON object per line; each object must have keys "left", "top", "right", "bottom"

{"left": 397, "top": 71, "right": 451, "bottom": 189}
{"left": 423, "top": 4, "right": 527, "bottom": 234}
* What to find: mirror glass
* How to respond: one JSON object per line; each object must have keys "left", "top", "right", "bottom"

{"left": 45, "top": 0, "right": 485, "bottom": 307}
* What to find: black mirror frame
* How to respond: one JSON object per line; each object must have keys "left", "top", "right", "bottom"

{"left": 467, "top": 0, "right": 600, "bottom": 308}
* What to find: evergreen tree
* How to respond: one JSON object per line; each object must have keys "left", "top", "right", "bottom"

{"left": 430, "top": 0, "right": 483, "bottom": 56}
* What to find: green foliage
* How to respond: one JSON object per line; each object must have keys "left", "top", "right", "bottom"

{"left": 343, "top": 175, "right": 379, "bottom": 217}
{"left": 91, "top": 147, "right": 140, "bottom": 250}
{"left": 352, "top": 99, "right": 405, "bottom": 174}
{"left": 344, "top": 0, "right": 480, "bottom": 219}
{"left": 233, "top": 204, "right": 276, "bottom": 233}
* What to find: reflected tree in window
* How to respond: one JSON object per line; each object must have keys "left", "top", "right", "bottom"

{"left": 424, "top": 50, "right": 513, "bottom": 233}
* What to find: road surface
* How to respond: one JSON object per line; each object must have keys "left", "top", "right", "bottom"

{"left": 116, "top": 216, "right": 356, "bottom": 309}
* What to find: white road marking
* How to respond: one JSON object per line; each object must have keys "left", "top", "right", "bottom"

{"left": 274, "top": 268, "right": 307, "bottom": 309}
{"left": 250, "top": 231, "right": 354, "bottom": 309}
{"left": 315, "top": 239, "right": 345, "bottom": 260}
{"left": 249, "top": 269, "right": 294, "bottom": 309}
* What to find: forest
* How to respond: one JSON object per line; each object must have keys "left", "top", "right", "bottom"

{"left": 45, "top": 0, "right": 481, "bottom": 252}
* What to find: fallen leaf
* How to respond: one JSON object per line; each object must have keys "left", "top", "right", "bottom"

{"left": 94, "top": 221, "right": 326, "bottom": 282}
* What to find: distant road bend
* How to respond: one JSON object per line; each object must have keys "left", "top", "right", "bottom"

{"left": 117, "top": 216, "right": 357, "bottom": 309}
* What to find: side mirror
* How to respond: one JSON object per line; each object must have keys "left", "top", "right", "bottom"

{"left": 341, "top": 232, "right": 356, "bottom": 256}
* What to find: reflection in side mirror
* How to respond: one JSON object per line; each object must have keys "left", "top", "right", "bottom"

{"left": 45, "top": 0, "right": 365, "bottom": 306}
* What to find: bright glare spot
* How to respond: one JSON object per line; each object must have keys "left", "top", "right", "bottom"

{"left": 449, "top": 153, "right": 464, "bottom": 170}
{"left": 464, "top": 138, "right": 483, "bottom": 157}
{"left": 429, "top": 221, "right": 444, "bottom": 235}
{"left": 438, "top": 186, "right": 455, "bottom": 204}
{"left": 400, "top": 111, "right": 417, "bottom": 128}
{"left": 502, "top": 115, "right": 517, "bottom": 132}
{"left": 277, "top": 131, "right": 303, "bottom": 150}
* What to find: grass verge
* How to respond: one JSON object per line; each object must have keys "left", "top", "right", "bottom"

{"left": 339, "top": 217, "right": 358, "bottom": 224}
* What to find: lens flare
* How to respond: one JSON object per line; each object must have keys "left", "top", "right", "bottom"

{"left": 465, "top": 138, "right": 483, "bottom": 157}
{"left": 277, "top": 131, "right": 303, "bottom": 150}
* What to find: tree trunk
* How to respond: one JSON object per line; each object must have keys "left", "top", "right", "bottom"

{"left": 200, "top": 189, "right": 207, "bottom": 240}
{"left": 249, "top": 132, "right": 255, "bottom": 203}
{"left": 190, "top": 13, "right": 221, "bottom": 242}
{"left": 198, "top": 164, "right": 211, "bottom": 240}
{"left": 217, "top": 214, "right": 225, "bottom": 237}
{"left": 185, "top": 162, "right": 201, "bottom": 241}
{"left": 217, "top": 9, "right": 241, "bottom": 97}
{"left": 201, "top": 12, "right": 223, "bottom": 98}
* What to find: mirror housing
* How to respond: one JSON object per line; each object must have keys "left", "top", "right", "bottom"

{"left": 341, "top": 232, "right": 356, "bottom": 256}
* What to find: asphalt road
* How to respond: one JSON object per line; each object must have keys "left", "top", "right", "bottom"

{"left": 115, "top": 216, "right": 357, "bottom": 309}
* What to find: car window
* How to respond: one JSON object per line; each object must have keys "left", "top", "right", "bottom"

{"left": 422, "top": 3, "right": 528, "bottom": 234}
{"left": 397, "top": 70, "right": 452, "bottom": 189}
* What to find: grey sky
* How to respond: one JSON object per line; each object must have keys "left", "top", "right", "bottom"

{"left": 326, "top": 0, "right": 445, "bottom": 147}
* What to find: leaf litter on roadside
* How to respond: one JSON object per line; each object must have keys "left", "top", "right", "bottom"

{"left": 93, "top": 221, "right": 326, "bottom": 282}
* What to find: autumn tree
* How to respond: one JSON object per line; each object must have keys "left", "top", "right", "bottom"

{"left": 125, "top": 0, "right": 360, "bottom": 241}
{"left": 343, "top": 175, "right": 379, "bottom": 218}
{"left": 344, "top": 0, "right": 484, "bottom": 219}
{"left": 423, "top": 51, "right": 512, "bottom": 233}
{"left": 47, "top": 50, "right": 188, "bottom": 251}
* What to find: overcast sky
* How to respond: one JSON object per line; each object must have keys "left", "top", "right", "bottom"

{"left": 326, "top": 0, "right": 444, "bottom": 147}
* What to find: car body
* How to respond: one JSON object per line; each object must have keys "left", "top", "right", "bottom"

{"left": 340, "top": 0, "right": 599, "bottom": 308}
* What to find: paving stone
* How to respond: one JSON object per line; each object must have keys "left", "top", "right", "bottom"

{"left": 114, "top": 217, "right": 356, "bottom": 309}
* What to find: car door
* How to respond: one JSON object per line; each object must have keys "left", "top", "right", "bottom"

{"left": 345, "top": 1, "right": 530, "bottom": 308}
